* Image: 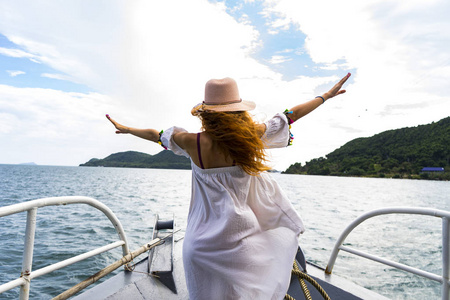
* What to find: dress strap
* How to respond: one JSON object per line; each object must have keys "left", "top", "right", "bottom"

{"left": 197, "top": 133, "right": 205, "bottom": 169}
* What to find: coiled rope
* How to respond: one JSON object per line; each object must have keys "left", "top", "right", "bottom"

{"left": 285, "top": 261, "right": 330, "bottom": 300}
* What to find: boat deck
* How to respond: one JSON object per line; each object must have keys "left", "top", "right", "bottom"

{"left": 73, "top": 238, "right": 387, "bottom": 300}
{"left": 73, "top": 255, "right": 188, "bottom": 300}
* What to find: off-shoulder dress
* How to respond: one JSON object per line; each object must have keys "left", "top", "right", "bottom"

{"left": 160, "top": 113, "right": 305, "bottom": 300}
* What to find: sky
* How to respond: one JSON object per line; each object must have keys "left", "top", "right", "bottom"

{"left": 0, "top": 0, "right": 449, "bottom": 170}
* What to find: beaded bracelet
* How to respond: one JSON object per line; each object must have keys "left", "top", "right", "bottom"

{"left": 316, "top": 95, "right": 325, "bottom": 103}
{"left": 283, "top": 109, "right": 294, "bottom": 146}
{"left": 157, "top": 130, "right": 168, "bottom": 150}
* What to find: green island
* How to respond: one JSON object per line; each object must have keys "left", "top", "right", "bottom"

{"left": 81, "top": 117, "right": 449, "bottom": 180}
{"left": 80, "top": 150, "right": 191, "bottom": 169}
{"left": 283, "top": 116, "right": 449, "bottom": 180}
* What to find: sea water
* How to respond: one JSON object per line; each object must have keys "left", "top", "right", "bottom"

{"left": 0, "top": 164, "right": 449, "bottom": 299}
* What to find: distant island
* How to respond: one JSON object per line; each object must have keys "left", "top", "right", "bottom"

{"left": 19, "top": 162, "right": 37, "bottom": 165}
{"left": 80, "top": 150, "right": 191, "bottom": 170}
{"left": 80, "top": 117, "right": 449, "bottom": 180}
{"left": 283, "top": 117, "right": 449, "bottom": 180}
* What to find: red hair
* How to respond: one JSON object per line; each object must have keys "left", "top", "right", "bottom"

{"left": 198, "top": 111, "right": 269, "bottom": 175}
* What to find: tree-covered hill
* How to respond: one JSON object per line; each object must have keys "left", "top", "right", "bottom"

{"left": 79, "top": 150, "right": 191, "bottom": 169}
{"left": 284, "top": 117, "right": 450, "bottom": 180}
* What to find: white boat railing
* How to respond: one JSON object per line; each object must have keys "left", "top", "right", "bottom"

{"left": 325, "top": 207, "right": 450, "bottom": 300}
{"left": 0, "top": 196, "right": 130, "bottom": 300}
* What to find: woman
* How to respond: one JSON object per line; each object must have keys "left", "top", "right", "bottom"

{"left": 107, "top": 73, "right": 350, "bottom": 299}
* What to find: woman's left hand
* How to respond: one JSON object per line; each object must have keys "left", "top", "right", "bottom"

{"left": 323, "top": 73, "right": 351, "bottom": 100}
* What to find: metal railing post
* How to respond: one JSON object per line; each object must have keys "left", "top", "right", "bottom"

{"left": 443, "top": 217, "right": 450, "bottom": 300}
{"left": 0, "top": 197, "right": 132, "bottom": 297}
{"left": 19, "top": 208, "right": 37, "bottom": 300}
{"left": 325, "top": 207, "right": 450, "bottom": 300}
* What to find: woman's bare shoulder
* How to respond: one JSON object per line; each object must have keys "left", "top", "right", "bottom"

{"left": 173, "top": 132, "right": 198, "bottom": 151}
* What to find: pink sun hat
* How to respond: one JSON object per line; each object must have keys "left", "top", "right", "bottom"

{"left": 191, "top": 77, "right": 256, "bottom": 115}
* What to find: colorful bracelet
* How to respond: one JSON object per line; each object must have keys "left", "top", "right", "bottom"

{"left": 283, "top": 109, "right": 294, "bottom": 146}
{"left": 157, "top": 130, "right": 168, "bottom": 150}
{"left": 316, "top": 96, "right": 325, "bottom": 103}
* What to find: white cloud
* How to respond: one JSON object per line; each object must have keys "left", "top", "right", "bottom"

{"left": 262, "top": 0, "right": 450, "bottom": 133}
{"left": 0, "top": 84, "right": 148, "bottom": 165}
{"left": 318, "top": 64, "right": 338, "bottom": 71}
{"left": 0, "top": 0, "right": 283, "bottom": 165}
{"left": 0, "top": 112, "right": 19, "bottom": 134}
{"left": 41, "top": 73, "right": 72, "bottom": 81}
{"left": 277, "top": 49, "right": 294, "bottom": 54}
{"left": 7, "top": 70, "right": 25, "bottom": 77}
{"left": 0, "top": 0, "right": 448, "bottom": 169}
{"left": 0, "top": 47, "right": 37, "bottom": 60}
{"left": 0, "top": 84, "right": 111, "bottom": 138}
{"left": 269, "top": 55, "right": 292, "bottom": 64}
{"left": 268, "top": 17, "right": 291, "bottom": 33}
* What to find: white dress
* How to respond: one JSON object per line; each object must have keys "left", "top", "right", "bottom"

{"left": 160, "top": 113, "right": 305, "bottom": 300}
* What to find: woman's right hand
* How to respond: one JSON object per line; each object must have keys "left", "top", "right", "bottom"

{"left": 323, "top": 73, "right": 351, "bottom": 100}
{"left": 106, "top": 114, "right": 130, "bottom": 134}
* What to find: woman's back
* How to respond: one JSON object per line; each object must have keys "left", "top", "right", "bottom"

{"left": 178, "top": 120, "right": 266, "bottom": 171}
{"left": 194, "top": 132, "right": 236, "bottom": 169}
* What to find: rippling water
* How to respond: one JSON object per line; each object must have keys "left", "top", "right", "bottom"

{"left": 0, "top": 164, "right": 449, "bottom": 299}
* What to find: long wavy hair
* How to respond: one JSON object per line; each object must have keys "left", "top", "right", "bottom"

{"left": 198, "top": 111, "right": 270, "bottom": 175}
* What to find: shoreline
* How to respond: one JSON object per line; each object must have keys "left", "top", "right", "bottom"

{"left": 281, "top": 172, "right": 449, "bottom": 181}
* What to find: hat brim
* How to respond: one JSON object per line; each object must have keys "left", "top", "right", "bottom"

{"left": 191, "top": 100, "right": 256, "bottom": 116}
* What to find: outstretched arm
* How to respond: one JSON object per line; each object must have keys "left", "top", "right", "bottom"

{"left": 288, "top": 73, "right": 351, "bottom": 123}
{"left": 106, "top": 114, "right": 160, "bottom": 143}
